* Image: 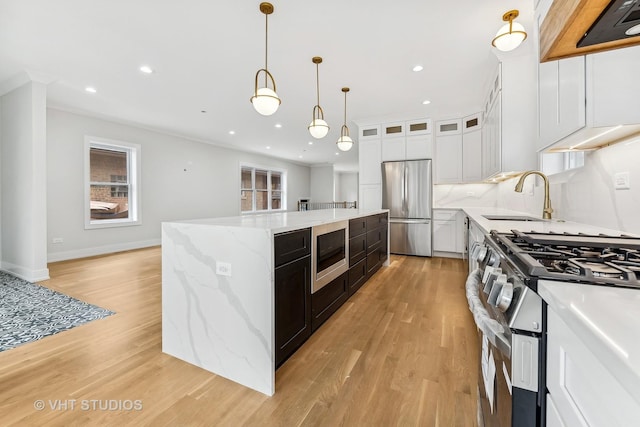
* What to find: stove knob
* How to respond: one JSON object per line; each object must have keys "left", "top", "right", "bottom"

{"left": 475, "top": 245, "right": 488, "bottom": 263}
{"left": 487, "top": 249, "right": 501, "bottom": 267}
{"left": 488, "top": 274, "right": 508, "bottom": 306}
{"left": 482, "top": 266, "right": 501, "bottom": 285}
{"left": 497, "top": 282, "right": 514, "bottom": 312}
{"left": 483, "top": 269, "right": 502, "bottom": 294}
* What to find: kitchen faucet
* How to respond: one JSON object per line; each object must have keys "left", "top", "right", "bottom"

{"left": 514, "top": 171, "right": 553, "bottom": 220}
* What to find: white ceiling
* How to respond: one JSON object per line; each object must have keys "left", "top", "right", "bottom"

{"left": 0, "top": 0, "right": 534, "bottom": 172}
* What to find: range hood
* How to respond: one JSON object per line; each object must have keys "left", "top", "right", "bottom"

{"left": 540, "top": 0, "right": 640, "bottom": 62}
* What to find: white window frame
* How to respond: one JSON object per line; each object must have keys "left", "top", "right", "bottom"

{"left": 240, "top": 163, "right": 287, "bottom": 214}
{"left": 84, "top": 136, "right": 142, "bottom": 229}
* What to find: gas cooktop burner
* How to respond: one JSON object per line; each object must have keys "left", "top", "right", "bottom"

{"left": 489, "top": 229, "right": 640, "bottom": 288}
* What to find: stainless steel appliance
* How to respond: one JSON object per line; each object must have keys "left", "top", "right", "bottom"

{"left": 467, "top": 229, "right": 640, "bottom": 427}
{"left": 381, "top": 159, "right": 432, "bottom": 256}
{"left": 311, "top": 220, "right": 349, "bottom": 293}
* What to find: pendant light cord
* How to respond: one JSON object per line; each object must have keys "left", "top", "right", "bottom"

{"left": 264, "top": 13, "right": 269, "bottom": 87}
{"left": 343, "top": 91, "right": 347, "bottom": 127}
{"left": 316, "top": 63, "right": 320, "bottom": 106}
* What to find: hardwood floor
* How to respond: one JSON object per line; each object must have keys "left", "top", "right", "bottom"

{"left": 0, "top": 248, "right": 479, "bottom": 426}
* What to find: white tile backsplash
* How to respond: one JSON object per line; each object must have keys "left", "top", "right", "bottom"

{"left": 434, "top": 136, "right": 640, "bottom": 235}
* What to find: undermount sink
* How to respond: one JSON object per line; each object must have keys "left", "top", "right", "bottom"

{"left": 482, "top": 214, "right": 545, "bottom": 222}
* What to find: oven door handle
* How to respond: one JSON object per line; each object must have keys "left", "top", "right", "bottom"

{"left": 466, "top": 269, "right": 512, "bottom": 357}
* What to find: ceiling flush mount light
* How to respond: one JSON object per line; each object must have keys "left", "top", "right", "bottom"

{"left": 492, "top": 10, "right": 527, "bottom": 52}
{"left": 250, "top": 2, "right": 281, "bottom": 116}
{"left": 336, "top": 87, "right": 354, "bottom": 152}
{"left": 139, "top": 65, "right": 153, "bottom": 74}
{"left": 412, "top": 65, "right": 424, "bottom": 72}
{"left": 422, "top": 100, "right": 431, "bottom": 105}
{"left": 308, "top": 56, "right": 330, "bottom": 139}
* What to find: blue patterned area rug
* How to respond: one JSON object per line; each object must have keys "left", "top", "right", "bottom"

{"left": 0, "top": 271, "right": 114, "bottom": 352}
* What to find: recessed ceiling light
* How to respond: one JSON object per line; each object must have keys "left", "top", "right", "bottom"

{"left": 266, "top": 146, "right": 271, "bottom": 149}
{"left": 229, "top": 130, "right": 235, "bottom": 135}
{"left": 85, "top": 86, "right": 97, "bottom": 93}
{"left": 298, "top": 155, "right": 303, "bottom": 158}
{"left": 335, "top": 152, "right": 339, "bottom": 156}
{"left": 625, "top": 24, "right": 640, "bottom": 36}
{"left": 422, "top": 100, "right": 431, "bottom": 105}
{"left": 308, "top": 141, "right": 313, "bottom": 145}
{"left": 412, "top": 65, "right": 424, "bottom": 72}
{"left": 140, "top": 65, "right": 154, "bottom": 74}
{"left": 275, "top": 123, "right": 282, "bottom": 128}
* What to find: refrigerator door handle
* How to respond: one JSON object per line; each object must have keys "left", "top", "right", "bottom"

{"left": 403, "top": 165, "right": 408, "bottom": 217}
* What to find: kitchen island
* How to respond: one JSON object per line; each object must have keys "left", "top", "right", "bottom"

{"left": 161, "top": 208, "right": 389, "bottom": 396}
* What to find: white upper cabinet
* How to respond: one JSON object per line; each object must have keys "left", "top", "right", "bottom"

{"left": 358, "top": 139, "right": 382, "bottom": 185}
{"left": 462, "top": 113, "right": 483, "bottom": 182}
{"left": 380, "top": 118, "right": 433, "bottom": 161}
{"left": 382, "top": 122, "right": 406, "bottom": 138}
{"left": 538, "top": 57, "right": 586, "bottom": 151}
{"left": 405, "top": 134, "right": 433, "bottom": 160}
{"left": 588, "top": 46, "right": 640, "bottom": 127}
{"left": 435, "top": 119, "right": 463, "bottom": 184}
{"left": 381, "top": 137, "right": 405, "bottom": 161}
{"left": 406, "top": 118, "right": 432, "bottom": 136}
{"left": 358, "top": 124, "right": 381, "bottom": 141}
{"left": 436, "top": 118, "right": 462, "bottom": 136}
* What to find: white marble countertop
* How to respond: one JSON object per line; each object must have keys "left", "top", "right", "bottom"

{"left": 164, "top": 208, "right": 388, "bottom": 234}
{"left": 539, "top": 280, "right": 640, "bottom": 403}
{"left": 462, "top": 207, "right": 631, "bottom": 236}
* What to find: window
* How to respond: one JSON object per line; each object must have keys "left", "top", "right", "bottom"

{"left": 85, "top": 136, "right": 141, "bottom": 229}
{"left": 240, "top": 165, "right": 286, "bottom": 213}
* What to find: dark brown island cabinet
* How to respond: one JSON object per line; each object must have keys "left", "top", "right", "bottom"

{"left": 274, "top": 212, "right": 388, "bottom": 368}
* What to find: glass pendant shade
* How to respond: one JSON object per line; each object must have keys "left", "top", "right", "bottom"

{"left": 251, "top": 86, "right": 280, "bottom": 116}
{"left": 308, "top": 118, "right": 329, "bottom": 139}
{"left": 337, "top": 135, "right": 353, "bottom": 151}
{"left": 492, "top": 10, "right": 527, "bottom": 52}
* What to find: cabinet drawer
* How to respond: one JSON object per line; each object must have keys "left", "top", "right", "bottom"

{"left": 366, "top": 213, "right": 388, "bottom": 230}
{"left": 349, "top": 217, "right": 367, "bottom": 238}
{"left": 349, "top": 233, "right": 367, "bottom": 266}
{"left": 274, "top": 228, "right": 311, "bottom": 268}
{"left": 348, "top": 258, "right": 367, "bottom": 296}
{"left": 311, "top": 271, "right": 348, "bottom": 332}
{"left": 433, "top": 209, "right": 459, "bottom": 221}
{"left": 366, "top": 227, "right": 384, "bottom": 252}
{"left": 366, "top": 243, "right": 382, "bottom": 278}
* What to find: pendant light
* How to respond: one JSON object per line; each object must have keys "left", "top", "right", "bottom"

{"left": 336, "top": 87, "right": 354, "bottom": 152}
{"left": 308, "top": 57, "right": 329, "bottom": 139}
{"left": 250, "top": 2, "right": 281, "bottom": 116}
{"left": 492, "top": 10, "right": 527, "bottom": 52}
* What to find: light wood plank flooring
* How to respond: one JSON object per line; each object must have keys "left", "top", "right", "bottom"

{"left": 0, "top": 248, "right": 479, "bottom": 426}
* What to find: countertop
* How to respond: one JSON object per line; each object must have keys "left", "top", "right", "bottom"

{"left": 539, "top": 280, "right": 640, "bottom": 403}
{"left": 462, "top": 207, "right": 631, "bottom": 236}
{"left": 164, "top": 208, "right": 388, "bottom": 234}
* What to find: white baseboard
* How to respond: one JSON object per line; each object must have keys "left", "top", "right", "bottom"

{"left": 1, "top": 262, "right": 50, "bottom": 282}
{"left": 47, "top": 239, "right": 161, "bottom": 263}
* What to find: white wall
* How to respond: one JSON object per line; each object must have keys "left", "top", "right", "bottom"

{"left": 309, "top": 164, "right": 334, "bottom": 202}
{"left": 47, "top": 109, "right": 311, "bottom": 261}
{"left": 0, "top": 82, "right": 49, "bottom": 281}
{"left": 496, "top": 136, "right": 640, "bottom": 235}
{"left": 335, "top": 172, "right": 358, "bottom": 202}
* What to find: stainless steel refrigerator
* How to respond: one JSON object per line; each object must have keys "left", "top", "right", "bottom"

{"left": 381, "top": 159, "right": 432, "bottom": 256}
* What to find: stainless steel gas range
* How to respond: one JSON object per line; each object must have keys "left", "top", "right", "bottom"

{"left": 466, "top": 229, "right": 640, "bottom": 427}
